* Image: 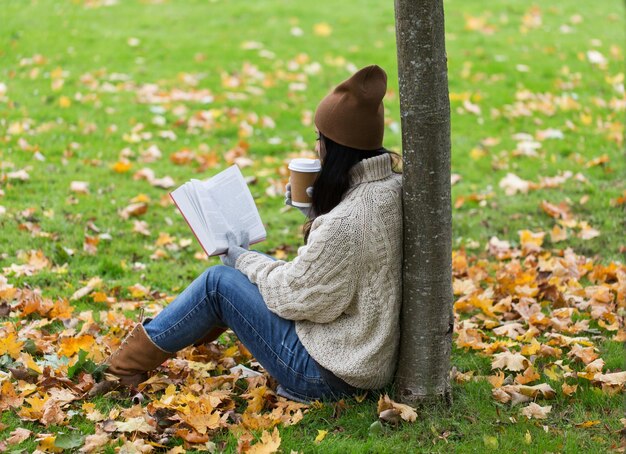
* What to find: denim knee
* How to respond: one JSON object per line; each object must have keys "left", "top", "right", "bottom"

{"left": 204, "top": 265, "right": 237, "bottom": 294}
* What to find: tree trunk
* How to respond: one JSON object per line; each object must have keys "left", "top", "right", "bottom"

{"left": 393, "top": 0, "right": 454, "bottom": 405}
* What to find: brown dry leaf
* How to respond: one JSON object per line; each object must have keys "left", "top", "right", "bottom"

{"left": 377, "top": 394, "right": 417, "bottom": 422}
{"left": 119, "top": 202, "right": 148, "bottom": 220}
{"left": 550, "top": 224, "right": 568, "bottom": 242}
{"left": 592, "top": 371, "right": 626, "bottom": 386}
{"left": 518, "top": 230, "right": 545, "bottom": 252}
{"left": 175, "top": 428, "right": 209, "bottom": 444}
{"left": 494, "top": 383, "right": 555, "bottom": 406}
{"left": 170, "top": 149, "right": 196, "bottom": 165}
{"left": 540, "top": 200, "right": 571, "bottom": 220}
{"left": 83, "top": 235, "right": 100, "bottom": 255}
{"left": 568, "top": 344, "right": 599, "bottom": 365}
{"left": 520, "top": 402, "right": 552, "bottom": 419}
{"left": 514, "top": 383, "right": 556, "bottom": 399}
{"left": 6, "top": 428, "right": 32, "bottom": 445}
{"left": 41, "top": 399, "right": 66, "bottom": 426}
{"left": 487, "top": 370, "right": 505, "bottom": 388}
{"left": 585, "top": 154, "right": 609, "bottom": 168}
{"left": 0, "top": 381, "right": 24, "bottom": 410}
{"left": 492, "top": 388, "right": 512, "bottom": 404}
{"left": 561, "top": 382, "right": 578, "bottom": 396}
{"left": 515, "top": 366, "right": 541, "bottom": 385}
{"left": 79, "top": 431, "right": 110, "bottom": 453}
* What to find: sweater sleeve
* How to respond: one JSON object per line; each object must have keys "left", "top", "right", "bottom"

{"left": 234, "top": 215, "right": 361, "bottom": 323}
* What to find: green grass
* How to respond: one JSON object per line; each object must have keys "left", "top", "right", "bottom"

{"left": 0, "top": 0, "right": 624, "bottom": 452}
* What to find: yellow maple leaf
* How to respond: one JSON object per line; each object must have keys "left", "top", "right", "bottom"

{"left": 112, "top": 160, "right": 132, "bottom": 173}
{"left": 0, "top": 380, "right": 24, "bottom": 410}
{"left": 156, "top": 232, "right": 174, "bottom": 246}
{"left": 58, "top": 335, "right": 95, "bottom": 357}
{"left": 48, "top": 298, "right": 74, "bottom": 319}
{"left": 520, "top": 338, "right": 541, "bottom": 356}
{"left": 37, "top": 436, "right": 63, "bottom": 453}
{"left": 182, "top": 401, "right": 221, "bottom": 435}
{"left": 90, "top": 291, "right": 110, "bottom": 303}
{"left": 248, "top": 427, "right": 281, "bottom": 454}
{"left": 518, "top": 229, "right": 545, "bottom": 250}
{"left": 0, "top": 332, "right": 24, "bottom": 359}
{"left": 19, "top": 394, "right": 48, "bottom": 419}
{"left": 58, "top": 96, "right": 71, "bottom": 108}
{"left": 314, "top": 429, "right": 328, "bottom": 444}
{"left": 313, "top": 22, "right": 332, "bottom": 37}
{"left": 244, "top": 385, "right": 268, "bottom": 414}
{"left": 22, "top": 352, "right": 42, "bottom": 374}
{"left": 515, "top": 366, "right": 540, "bottom": 385}
{"left": 128, "top": 283, "right": 150, "bottom": 298}
{"left": 550, "top": 224, "right": 568, "bottom": 242}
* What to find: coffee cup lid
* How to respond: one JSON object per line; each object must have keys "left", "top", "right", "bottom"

{"left": 288, "top": 158, "right": 321, "bottom": 172}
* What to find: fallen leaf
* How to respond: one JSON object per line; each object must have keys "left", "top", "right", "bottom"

{"left": 377, "top": 394, "right": 417, "bottom": 422}
{"left": 561, "top": 382, "right": 578, "bottom": 396}
{"left": 313, "top": 22, "right": 332, "bottom": 37}
{"left": 248, "top": 427, "right": 281, "bottom": 454}
{"left": 6, "top": 428, "right": 32, "bottom": 445}
{"left": 0, "top": 332, "right": 24, "bottom": 359}
{"left": 520, "top": 402, "right": 551, "bottom": 419}
{"left": 314, "top": 429, "right": 328, "bottom": 444}
{"left": 114, "top": 417, "right": 156, "bottom": 433}
{"left": 491, "top": 351, "right": 529, "bottom": 371}
{"left": 70, "top": 181, "right": 90, "bottom": 194}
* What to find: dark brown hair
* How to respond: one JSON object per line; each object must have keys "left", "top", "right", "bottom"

{"left": 302, "top": 134, "right": 402, "bottom": 243}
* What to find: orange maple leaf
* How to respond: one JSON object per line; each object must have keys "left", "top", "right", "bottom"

{"left": 58, "top": 335, "right": 95, "bottom": 357}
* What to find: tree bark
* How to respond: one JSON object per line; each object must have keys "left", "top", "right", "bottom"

{"left": 393, "top": 0, "right": 454, "bottom": 405}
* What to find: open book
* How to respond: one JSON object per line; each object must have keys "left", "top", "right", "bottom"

{"left": 170, "top": 165, "right": 266, "bottom": 256}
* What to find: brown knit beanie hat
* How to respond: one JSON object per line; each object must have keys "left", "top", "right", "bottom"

{"left": 314, "top": 65, "right": 387, "bottom": 151}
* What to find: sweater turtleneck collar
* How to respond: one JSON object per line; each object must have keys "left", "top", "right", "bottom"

{"left": 349, "top": 153, "right": 393, "bottom": 186}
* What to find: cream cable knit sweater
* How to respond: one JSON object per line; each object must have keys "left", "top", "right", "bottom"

{"left": 236, "top": 153, "right": 402, "bottom": 389}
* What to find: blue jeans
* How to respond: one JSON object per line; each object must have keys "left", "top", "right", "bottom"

{"left": 143, "top": 263, "right": 356, "bottom": 402}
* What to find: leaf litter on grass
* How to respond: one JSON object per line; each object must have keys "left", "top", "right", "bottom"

{"left": 1, "top": 231, "right": 624, "bottom": 451}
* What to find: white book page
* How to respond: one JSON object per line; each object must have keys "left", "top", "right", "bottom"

{"left": 171, "top": 165, "right": 266, "bottom": 256}
{"left": 170, "top": 183, "right": 216, "bottom": 255}
{"left": 201, "top": 166, "right": 266, "bottom": 252}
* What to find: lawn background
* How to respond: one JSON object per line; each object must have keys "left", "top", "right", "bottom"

{"left": 1, "top": 0, "right": 624, "bottom": 452}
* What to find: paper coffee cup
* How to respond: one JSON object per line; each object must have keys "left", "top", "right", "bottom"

{"left": 288, "top": 158, "right": 321, "bottom": 207}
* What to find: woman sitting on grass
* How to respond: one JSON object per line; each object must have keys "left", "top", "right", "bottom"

{"left": 103, "top": 65, "right": 403, "bottom": 402}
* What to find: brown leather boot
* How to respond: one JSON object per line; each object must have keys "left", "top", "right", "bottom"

{"left": 105, "top": 322, "right": 175, "bottom": 387}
